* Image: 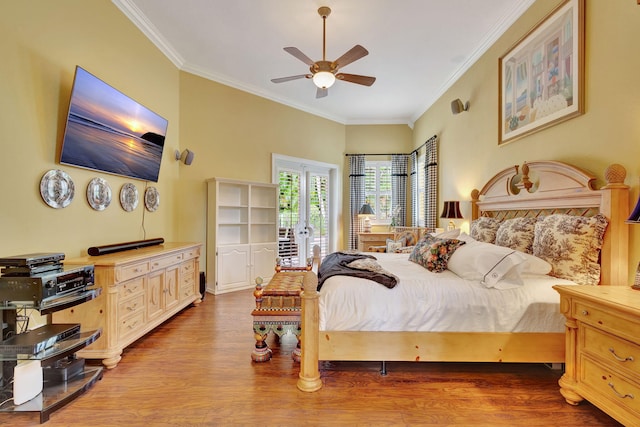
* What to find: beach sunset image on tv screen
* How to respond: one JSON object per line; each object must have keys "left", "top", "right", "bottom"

{"left": 60, "top": 66, "right": 168, "bottom": 182}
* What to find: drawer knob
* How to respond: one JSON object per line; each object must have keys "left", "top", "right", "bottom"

{"left": 581, "top": 310, "right": 589, "bottom": 316}
{"left": 609, "top": 347, "right": 634, "bottom": 362}
{"left": 608, "top": 382, "right": 634, "bottom": 400}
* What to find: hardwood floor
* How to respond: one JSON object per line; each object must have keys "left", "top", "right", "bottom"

{"left": 2, "top": 289, "right": 622, "bottom": 426}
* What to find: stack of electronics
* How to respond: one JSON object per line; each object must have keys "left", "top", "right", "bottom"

{"left": 0, "top": 253, "right": 93, "bottom": 305}
{"left": 0, "top": 253, "right": 95, "bottom": 385}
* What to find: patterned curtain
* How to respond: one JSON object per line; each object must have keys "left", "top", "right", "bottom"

{"left": 409, "top": 151, "right": 418, "bottom": 226}
{"left": 423, "top": 136, "right": 439, "bottom": 230}
{"left": 391, "top": 154, "right": 408, "bottom": 227}
{"left": 349, "top": 155, "right": 366, "bottom": 250}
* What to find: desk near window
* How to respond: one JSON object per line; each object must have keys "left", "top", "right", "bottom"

{"left": 357, "top": 232, "right": 394, "bottom": 252}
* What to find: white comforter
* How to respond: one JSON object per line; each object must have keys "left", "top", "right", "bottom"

{"left": 319, "top": 252, "right": 576, "bottom": 333}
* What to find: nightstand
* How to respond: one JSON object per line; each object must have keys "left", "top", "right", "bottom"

{"left": 554, "top": 285, "right": 640, "bottom": 426}
{"left": 357, "top": 232, "right": 394, "bottom": 252}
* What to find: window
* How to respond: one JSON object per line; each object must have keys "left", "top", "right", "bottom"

{"left": 416, "top": 153, "right": 425, "bottom": 226}
{"left": 364, "top": 161, "right": 392, "bottom": 222}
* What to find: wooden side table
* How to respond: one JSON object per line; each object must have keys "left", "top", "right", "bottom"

{"left": 251, "top": 261, "right": 312, "bottom": 362}
{"left": 554, "top": 285, "right": 640, "bottom": 426}
{"left": 357, "top": 232, "right": 394, "bottom": 252}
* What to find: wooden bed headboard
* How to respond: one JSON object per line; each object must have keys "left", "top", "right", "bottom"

{"left": 470, "top": 161, "right": 629, "bottom": 286}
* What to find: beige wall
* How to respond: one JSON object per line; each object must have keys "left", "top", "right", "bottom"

{"left": 0, "top": 0, "right": 180, "bottom": 258}
{"left": 177, "top": 72, "right": 348, "bottom": 267}
{"left": 412, "top": 0, "right": 640, "bottom": 282}
{"left": 344, "top": 125, "right": 413, "bottom": 232}
{"left": 3, "top": 0, "right": 638, "bottom": 283}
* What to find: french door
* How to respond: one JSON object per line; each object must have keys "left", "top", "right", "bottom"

{"left": 273, "top": 155, "right": 336, "bottom": 266}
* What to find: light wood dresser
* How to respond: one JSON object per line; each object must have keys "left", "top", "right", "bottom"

{"left": 52, "top": 242, "right": 202, "bottom": 369}
{"left": 554, "top": 285, "right": 640, "bottom": 426}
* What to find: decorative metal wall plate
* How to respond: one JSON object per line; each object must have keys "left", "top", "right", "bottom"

{"left": 119, "top": 183, "right": 139, "bottom": 212}
{"left": 144, "top": 186, "right": 160, "bottom": 212}
{"left": 87, "top": 177, "right": 112, "bottom": 211}
{"left": 40, "top": 169, "right": 75, "bottom": 209}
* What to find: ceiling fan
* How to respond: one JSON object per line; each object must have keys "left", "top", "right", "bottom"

{"left": 271, "top": 6, "right": 376, "bottom": 99}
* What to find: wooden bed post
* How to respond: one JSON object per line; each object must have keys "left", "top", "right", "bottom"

{"left": 470, "top": 189, "right": 480, "bottom": 220}
{"left": 297, "top": 270, "right": 322, "bottom": 392}
{"left": 599, "top": 164, "right": 629, "bottom": 286}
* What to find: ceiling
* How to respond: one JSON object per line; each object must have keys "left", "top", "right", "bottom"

{"left": 113, "top": 0, "right": 535, "bottom": 127}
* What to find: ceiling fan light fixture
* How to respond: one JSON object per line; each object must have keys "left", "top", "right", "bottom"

{"left": 312, "top": 71, "right": 336, "bottom": 89}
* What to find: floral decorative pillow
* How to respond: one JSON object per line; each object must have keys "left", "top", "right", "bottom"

{"left": 408, "top": 235, "right": 465, "bottom": 273}
{"left": 532, "top": 213, "right": 608, "bottom": 286}
{"left": 470, "top": 217, "right": 501, "bottom": 243}
{"left": 495, "top": 217, "right": 537, "bottom": 254}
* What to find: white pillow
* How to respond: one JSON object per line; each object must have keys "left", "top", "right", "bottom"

{"left": 449, "top": 234, "right": 527, "bottom": 289}
{"left": 519, "top": 252, "right": 552, "bottom": 275}
{"left": 457, "top": 232, "right": 551, "bottom": 275}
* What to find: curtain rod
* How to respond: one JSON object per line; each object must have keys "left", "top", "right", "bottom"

{"left": 344, "top": 134, "right": 437, "bottom": 157}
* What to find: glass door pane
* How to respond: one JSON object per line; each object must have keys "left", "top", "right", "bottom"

{"left": 278, "top": 170, "right": 300, "bottom": 266}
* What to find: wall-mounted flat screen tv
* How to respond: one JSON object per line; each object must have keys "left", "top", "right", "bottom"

{"left": 60, "top": 66, "right": 168, "bottom": 182}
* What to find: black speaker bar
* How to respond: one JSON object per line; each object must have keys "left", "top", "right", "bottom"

{"left": 88, "top": 238, "right": 164, "bottom": 256}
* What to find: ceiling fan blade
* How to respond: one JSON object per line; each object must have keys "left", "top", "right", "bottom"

{"left": 283, "top": 47, "right": 315, "bottom": 66}
{"left": 332, "top": 45, "right": 369, "bottom": 70}
{"left": 316, "top": 87, "right": 328, "bottom": 98}
{"left": 271, "top": 74, "right": 311, "bottom": 83}
{"left": 336, "top": 73, "right": 376, "bottom": 86}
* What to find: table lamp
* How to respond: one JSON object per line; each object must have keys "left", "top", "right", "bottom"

{"left": 359, "top": 203, "right": 375, "bottom": 233}
{"left": 441, "top": 201, "right": 463, "bottom": 231}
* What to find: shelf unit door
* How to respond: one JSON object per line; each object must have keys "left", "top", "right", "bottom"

{"left": 216, "top": 244, "right": 251, "bottom": 294}
{"left": 251, "top": 243, "right": 278, "bottom": 284}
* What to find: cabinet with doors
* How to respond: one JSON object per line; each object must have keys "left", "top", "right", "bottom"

{"left": 52, "top": 242, "right": 201, "bottom": 369}
{"left": 207, "top": 178, "right": 278, "bottom": 294}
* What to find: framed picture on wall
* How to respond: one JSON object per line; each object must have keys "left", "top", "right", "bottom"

{"left": 498, "top": 0, "right": 585, "bottom": 145}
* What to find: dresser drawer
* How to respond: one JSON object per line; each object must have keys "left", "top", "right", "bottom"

{"left": 582, "top": 325, "right": 640, "bottom": 377}
{"left": 117, "top": 277, "right": 145, "bottom": 298}
{"left": 581, "top": 356, "right": 640, "bottom": 416}
{"left": 180, "top": 259, "right": 195, "bottom": 276}
{"left": 183, "top": 247, "right": 200, "bottom": 260}
{"left": 115, "top": 261, "right": 149, "bottom": 282}
{"left": 181, "top": 283, "right": 196, "bottom": 300}
{"left": 574, "top": 300, "right": 640, "bottom": 342}
{"left": 118, "top": 293, "right": 145, "bottom": 318}
{"left": 119, "top": 311, "right": 145, "bottom": 340}
{"left": 150, "top": 253, "right": 184, "bottom": 271}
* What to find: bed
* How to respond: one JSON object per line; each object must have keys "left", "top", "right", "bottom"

{"left": 297, "top": 161, "right": 630, "bottom": 392}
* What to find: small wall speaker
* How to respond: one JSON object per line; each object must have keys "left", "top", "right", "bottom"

{"left": 175, "top": 149, "right": 195, "bottom": 165}
{"left": 451, "top": 98, "right": 470, "bottom": 115}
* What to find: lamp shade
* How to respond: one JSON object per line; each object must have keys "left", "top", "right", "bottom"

{"left": 628, "top": 196, "right": 640, "bottom": 223}
{"left": 312, "top": 71, "right": 336, "bottom": 89}
{"left": 440, "top": 201, "right": 463, "bottom": 219}
{"left": 359, "top": 203, "right": 375, "bottom": 216}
